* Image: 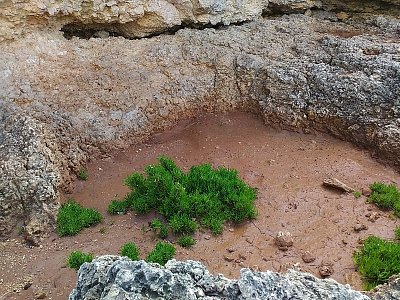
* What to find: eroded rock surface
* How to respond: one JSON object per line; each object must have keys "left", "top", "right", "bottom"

{"left": 68, "top": 257, "right": 370, "bottom": 299}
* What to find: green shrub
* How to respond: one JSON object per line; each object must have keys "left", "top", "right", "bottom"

{"left": 57, "top": 200, "right": 102, "bottom": 236}
{"left": 67, "top": 251, "right": 93, "bottom": 270}
{"left": 353, "top": 191, "right": 361, "bottom": 199}
{"left": 354, "top": 235, "right": 400, "bottom": 290}
{"left": 369, "top": 182, "right": 400, "bottom": 216}
{"left": 396, "top": 227, "right": 400, "bottom": 240}
{"left": 146, "top": 241, "right": 175, "bottom": 266}
{"left": 78, "top": 168, "right": 89, "bottom": 181}
{"left": 120, "top": 242, "right": 140, "bottom": 260}
{"left": 108, "top": 199, "right": 129, "bottom": 215}
{"left": 150, "top": 218, "right": 169, "bottom": 239}
{"left": 177, "top": 236, "right": 196, "bottom": 248}
{"left": 115, "top": 156, "right": 257, "bottom": 236}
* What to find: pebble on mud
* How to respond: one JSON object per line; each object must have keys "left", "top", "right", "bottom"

{"left": 319, "top": 261, "right": 334, "bottom": 277}
{"left": 35, "top": 291, "right": 46, "bottom": 299}
{"left": 353, "top": 224, "right": 368, "bottom": 232}
{"left": 301, "top": 251, "right": 316, "bottom": 263}
{"left": 365, "top": 212, "right": 379, "bottom": 222}
{"left": 275, "top": 231, "right": 293, "bottom": 251}
{"left": 362, "top": 188, "right": 371, "bottom": 197}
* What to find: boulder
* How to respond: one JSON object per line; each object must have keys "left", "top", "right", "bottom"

{"left": 68, "top": 256, "right": 370, "bottom": 299}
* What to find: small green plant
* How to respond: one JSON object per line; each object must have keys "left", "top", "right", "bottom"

{"left": 177, "top": 235, "right": 196, "bottom": 248}
{"left": 78, "top": 168, "right": 89, "bottom": 181}
{"left": 114, "top": 156, "right": 257, "bottom": 237}
{"left": 396, "top": 227, "right": 400, "bottom": 240}
{"left": 107, "top": 199, "right": 129, "bottom": 215}
{"left": 150, "top": 218, "right": 169, "bottom": 239}
{"left": 17, "top": 226, "right": 24, "bottom": 235}
{"left": 57, "top": 200, "right": 102, "bottom": 236}
{"left": 146, "top": 241, "right": 176, "bottom": 266}
{"left": 67, "top": 251, "right": 93, "bottom": 270}
{"left": 354, "top": 235, "right": 400, "bottom": 290}
{"left": 120, "top": 242, "right": 140, "bottom": 261}
{"left": 353, "top": 191, "right": 361, "bottom": 199}
{"left": 369, "top": 182, "right": 400, "bottom": 216}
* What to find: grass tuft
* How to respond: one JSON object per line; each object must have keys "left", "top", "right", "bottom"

{"left": 396, "top": 227, "right": 400, "bottom": 240}
{"left": 353, "top": 191, "right": 361, "bottom": 199}
{"left": 369, "top": 182, "right": 400, "bottom": 216}
{"left": 177, "top": 235, "right": 196, "bottom": 248}
{"left": 57, "top": 200, "right": 102, "bottom": 236}
{"left": 116, "top": 156, "right": 257, "bottom": 236}
{"left": 120, "top": 242, "right": 140, "bottom": 261}
{"left": 146, "top": 241, "right": 175, "bottom": 266}
{"left": 107, "top": 199, "right": 129, "bottom": 215}
{"left": 78, "top": 168, "right": 89, "bottom": 181}
{"left": 150, "top": 218, "right": 169, "bottom": 239}
{"left": 354, "top": 235, "right": 400, "bottom": 290}
{"left": 67, "top": 251, "right": 93, "bottom": 270}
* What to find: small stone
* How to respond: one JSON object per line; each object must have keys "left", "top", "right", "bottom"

{"left": 226, "top": 248, "right": 235, "bottom": 253}
{"left": 362, "top": 188, "right": 371, "bottom": 197}
{"left": 239, "top": 253, "right": 247, "bottom": 261}
{"left": 23, "top": 282, "right": 32, "bottom": 290}
{"left": 223, "top": 255, "right": 234, "bottom": 262}
{"left": 342, "top": 239, "right": 348, "bottom": 245}
{"left": 275, "top": 231, "right": 293, "bottom": 251}
{"left": 302, "top": 251, "right": 316, "bottom": 263}
{"left": 354, "top": 224, "right": 368, "bottom": 232}
{"left": 319, "top": 261, "right": 334, "bottom": 277}
{"left": 367, "top": 212, "right": 379, "bottom": 222}
{"left": 35, "top": 291, "right": 46, "bottom": 299}
{"left": 204, "top": 235, "right": 211, "bottom": 240}
{"left": 336, "top": 11, "right": 349, "bottom": 21}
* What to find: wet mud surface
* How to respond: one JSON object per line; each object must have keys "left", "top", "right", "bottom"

{"left": 1, "top": 111, "right": 400, "bottom": 299}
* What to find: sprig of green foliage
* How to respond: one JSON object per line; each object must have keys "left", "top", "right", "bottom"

{"left": 354, "top": 235, "right": 400, "bottom": 290}
{"left": 146, "top": 241, "right": 175, "bottom": 265}
{"left": 67, "top": 251, "right": 93, "bottom": 270}
{"left": 120, "top": 242, "right": 140, "bottom": 260}
{"left": 57, "top": 200, "right": 102, "bottom": 236}
{"left": 116, "top": 156, "right": 257, "bottom": 236}
{"left": 369, "top": 182, "right": 400, "bottom": 216}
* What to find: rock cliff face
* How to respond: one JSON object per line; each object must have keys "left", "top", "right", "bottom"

{"left": 68, "top": 257, "right": 370, "bottom": 300}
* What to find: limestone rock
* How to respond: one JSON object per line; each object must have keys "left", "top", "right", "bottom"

{"left": 275, "top": 231, "right": 294, "bottom": 251}
{"left": 68, "top": 256, "right": 370, "bottom": 300}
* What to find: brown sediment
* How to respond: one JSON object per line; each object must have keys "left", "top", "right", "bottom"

{"left": 1, "top": 111, "right": 399, "bottom": 299}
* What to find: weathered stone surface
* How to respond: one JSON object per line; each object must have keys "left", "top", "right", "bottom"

{"left": 0, "top": 114, "right": 61, "bottom": 242}
{"left": 368, "top": 275, "right": 400, "bottom": 300}
{"left": 68, "top": 257, "right": 370, "bottom": 299}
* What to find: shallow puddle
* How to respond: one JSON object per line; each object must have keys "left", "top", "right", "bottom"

{"left": 1, "top": 111, "right": 400, "bottom": 299}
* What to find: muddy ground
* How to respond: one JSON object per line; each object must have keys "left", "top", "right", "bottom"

{"left": 1, "top": 111, "right": 400, "bottom": 300}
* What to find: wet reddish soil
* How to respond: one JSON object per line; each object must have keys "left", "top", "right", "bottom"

{"left": 1, "top": 111, "right": 400, "bottom": 300}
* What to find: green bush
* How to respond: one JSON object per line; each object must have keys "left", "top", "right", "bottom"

{"left": 120, "top": 242, "right": 140, "bottom": 260}
{"left": 57, "top": 200, "right": 102, "bottom": 236}
{"left": 67, "top": 251, "right": 93, "bottom": 270}
{"left": 116, "top": 156, "right": 257, "bottom": 236}
{"left": 177, "top": 235, "right": 196, "bottom": 248}
{"left": 396, "top": 227, "right": 400, "bottom": 240}
{"left": 78, "top": 168, "right": 89, "bottom": 181}
{"left": 146, "top": 241, "right": 175, "bottom": 266}
{"left": 150, "top": 218, "right": 169, "bottom": 239}
{"left": 108, "top": 199, "right": 129, "bottom": 215}
{"left": 354, "top": 235, "right": 400, "bottom": 290}
{"left": 369, "top": 182, "right": 400, "bottom": 216}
